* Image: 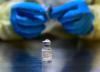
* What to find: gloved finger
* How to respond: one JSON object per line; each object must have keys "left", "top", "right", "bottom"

{"left": 63, "top": 15, "right": 93, "bottom": 35}
{"left": 17, "top": 9, "right": 47, "bottom": 22}
{"left": 64, "top": 24, "right": 92, "bottom": 35}
{"left": 59, "top": 14, "right": 82, "bottom": 24}
{"left": 13, "top": 25, "right": 45, "bottom": 38}
{"left": 13, "top": 24, "right": 45, "bottom": 34}
{"left": 16, "top": 15, "right": 46, "bottom": 27}
{"left": 51, "top": 2, "right": 77, "bottom": 14}
{"left": 12, "top": 2, "right": 46, "bottom": 15}
{"left": 63, "top": 13, "right": 93, "bottom": 28}
{"left": 50, "top": 1, "right": 78, "bottom": 18}
{"left": 62, "top": 16, "right": 86, "bottom": 30}
{"left": 61, "top": 9, "right": 91, "bottom": 20}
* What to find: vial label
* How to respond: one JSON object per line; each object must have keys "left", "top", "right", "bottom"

{"left": 42, "top": 49, "right": 52, "bottom": 62}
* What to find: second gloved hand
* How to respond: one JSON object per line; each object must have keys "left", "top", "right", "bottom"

{"left": 10, "top": 2, "right": 47, "bottom": 39}
{"left": 50, "top": 1, "right": 94, "bottom": 36}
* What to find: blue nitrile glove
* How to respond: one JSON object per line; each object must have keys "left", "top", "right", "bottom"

{"left": 10, "top": 2, "right": 47, "bottom": 39}
{"left": 50, "top": 1, "right": 94, "bottom": 36}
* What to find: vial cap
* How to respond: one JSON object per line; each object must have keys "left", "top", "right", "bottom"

{"left": 42, "top": 39, "right": 51, "bottom": 46}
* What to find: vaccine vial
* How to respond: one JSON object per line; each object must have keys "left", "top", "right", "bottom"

{"left": 42, "top": 39, "right": 52, "bottom": 63}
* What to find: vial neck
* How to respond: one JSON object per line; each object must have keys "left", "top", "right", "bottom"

{"left": 43, "top": 45, "right": 51, "bottom": 48}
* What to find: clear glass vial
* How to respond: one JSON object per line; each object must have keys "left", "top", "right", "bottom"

{"left": 42, "top": 39, "right": 53, "bottom": 63}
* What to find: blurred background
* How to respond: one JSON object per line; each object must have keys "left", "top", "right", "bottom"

{"left": 0, "top": 0, "right": 100, "bottom": 72}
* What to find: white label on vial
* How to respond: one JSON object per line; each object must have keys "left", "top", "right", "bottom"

{"left": 42, "top": 49, "right": 52, "bottom": 62}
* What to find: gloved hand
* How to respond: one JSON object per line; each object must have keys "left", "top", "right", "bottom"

{"left": 10, "top": 2, "right": 47, "bottom": 39}
{"left": 50, "top": 1, "right": 94, "bottom": 36}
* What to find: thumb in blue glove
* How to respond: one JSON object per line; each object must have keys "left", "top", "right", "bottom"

{"left": 10, "top": 2, "right": 47, "bottom": 39}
